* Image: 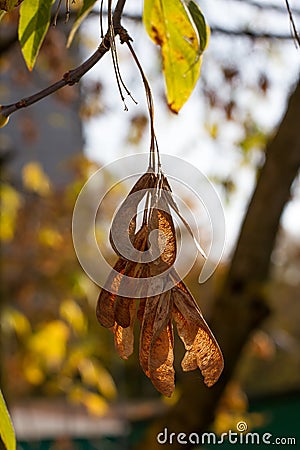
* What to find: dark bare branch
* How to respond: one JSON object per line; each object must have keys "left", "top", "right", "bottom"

{"left": 0, "top": 36, "right": 110, "bottom": 118}
{"left": 211, "top": 26, "right": 297, "bottom": 40}
{"left": 234, "top": 0, "right": 300, "bottom": 16}
{"left": 284, "top": 0, "right": 300, "bottom": 47}
{"left": 0, "top": 0, "right": 128, "bottom": 120}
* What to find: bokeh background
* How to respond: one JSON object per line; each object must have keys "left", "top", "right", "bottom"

{"left": 1, "top": 0, "right": 300, "bottom": 449}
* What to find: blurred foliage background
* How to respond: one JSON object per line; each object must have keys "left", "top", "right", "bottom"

{"left": 1, "top": 1, "right": 300, "bottom": 449}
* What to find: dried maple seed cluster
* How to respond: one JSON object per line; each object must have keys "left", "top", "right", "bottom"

{"left": 96, "top": 169, "right": 224, "bottom": 397}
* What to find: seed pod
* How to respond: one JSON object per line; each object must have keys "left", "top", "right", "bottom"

{"left": 113, "top": 299, "right": 136, "bottom": 360}
{"left": 137, "top": 298, "right": 146, "bottom": 323}
{"left": 113, "top": 262, "right": 144, "bottom": 327}
{"left": 96, "top": 167, "right": 223, "bottom": 395}
{"left": 139, "top": 295, "right": 160, "bottom": 377}
{"left": 109, "top": 171, "right": 156, "bottom": 258}
{"left": 172, "top": 283, "right": 224, "bottom": 387}
{"left": 149, "top": 290, "right": 175, "bottom": 397}
{"left": 149, "top": 319, "right": 175, "bottom": 397}
{"left": 96, "top": 257, "right": 127, "bottom": 328}
{"left": 148, "top": 192, "right": 177, "bottom": 276}
{"left": 162, "top": 175, "right": 207, "bottom": 259}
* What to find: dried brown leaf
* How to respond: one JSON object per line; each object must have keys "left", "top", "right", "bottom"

{"left": 172, "top": 284, "right": 224, "bottom": 386}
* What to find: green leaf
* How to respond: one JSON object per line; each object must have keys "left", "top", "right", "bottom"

{"left": 67, "top": 0, "right": 97, "bottom": 48}
{"left": 186, "top": 0, "right": 210, "bottom": 54}
{"left": 18, "top": 0, "right": 54, "bottom": 70}
{"left": 0, "top": 389, "right": 16, "bottom": 450}
{"left": 143, "top": 0, "right": 205, "bottom": 113}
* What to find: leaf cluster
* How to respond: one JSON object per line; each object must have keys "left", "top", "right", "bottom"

{"left": 0, "top": 0, "right": 209, "bottom": 119}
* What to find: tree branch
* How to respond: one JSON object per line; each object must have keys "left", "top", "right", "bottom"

{"left": 113, "top": 12, "right": 299, "bottom": 41}
{"left": 1, "top": 38, "right": 110, "bottom": 118}
{"left": 233, "top": 0, "right": 300, "bottom": 16}
{"left": 0, "top": 0, "right": 129, "bottom": 119}
{"left": 211, "top": 26, "right": 297, "bottom": 40}
{"left": 1, "top": 0, "right": 298, "bottom": 119}
{"left": 284, "top": 0, "right": 300, "bottom": 47}
{"left": 113, "top": 0, "right": 127, "bottom": 30}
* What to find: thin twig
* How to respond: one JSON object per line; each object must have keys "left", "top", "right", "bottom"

{"left": 113, "top": 0, "right": 127, "bottom": 30}
{"left": 65, "top": 0, "right": 71, "bottom": 23}
{"left": 0, "top": 0, "right": 128, "bottom": 119}
{"left": 212, "top": 26, "right": 299, "bottom": 40}
{"left": 110, "top": 25, "right": 129, "bottom": 110}
{"left": 52, "top": 0, "right": 63, "bottom": 27}
{"left": 108, "top": 0, "right": 127, "bottom": 109}
{"left": 100, "top": 0, "right": 104, "bottom": 38}
{"left": 111, "top": 34, "right": 138, "bottom": 105}
{"left": 234, "top": 0, "right": 300, "bottom": 16}
{"left": 284, "top": 0, "right": 300, "bottom": 47}
{"left": 126, "top": 38, "right": 161, "bottom": 171}
{"left": 107, "top": 0, "right": 137, "bottom": 109}
{"left": 1, "top": 37, "right": 110, "bottom": 118}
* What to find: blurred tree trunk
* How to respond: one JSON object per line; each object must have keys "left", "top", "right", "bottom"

{"left": 136, "top": 77, "right": 300, "bottom": 450}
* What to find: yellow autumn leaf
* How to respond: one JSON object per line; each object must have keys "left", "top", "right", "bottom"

{"left": 0, "top": 389, "right": 16, "bottom": 450}
{"left": 23, "top": 357, "right": 45, "bottom": 385}
{"left": 82, "top": 391, "right": 108, "bottom": 416}
{"left": 22, "top": 161, "right": 51, "bottom": 196}
{"left": 60, "top": 299, "right": 87, "bottom": 334}
{"left": 95, "top": 364, "right": 117, "bottom": 400}
{"left": 38, "top": 227, "right": 63, "bottom": 248}
{"left": 78, "top": 358, "right": 117, "bottom": 400}
{"left": 2, "top": 307, "right": 31, "bottom": 337}
{"left": 0, "top": 184, "right": 21, "bottom": 241}
{"left": 68, "top": 386, "right": 108, "bottom": 416}
{"left": 78, "top": 358, "right": 99, "bottom": 387}
{"left": 143, "top": 0, "right": 204, "bottom": 112}
{"left": 28, "top": 320, "right": 70, "bottom": 367}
